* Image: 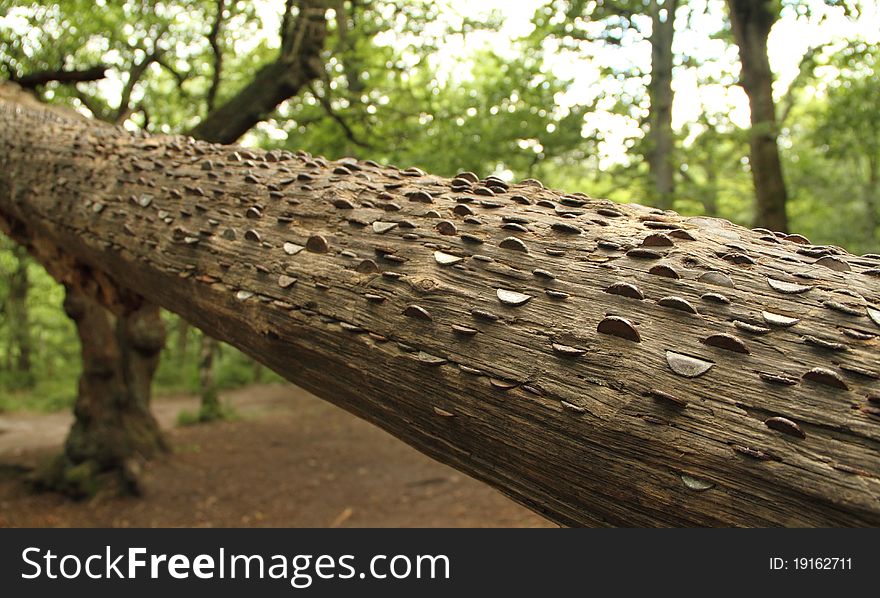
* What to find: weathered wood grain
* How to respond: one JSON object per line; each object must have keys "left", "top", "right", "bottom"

{"left": 1, "top": 84, "right": 878, "bottom": 526}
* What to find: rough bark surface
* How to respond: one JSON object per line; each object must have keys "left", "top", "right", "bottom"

{"left": 1, "top": 84, "right": 879, "bottom": 526}
{"left": 727, "top": 0, "right": 790, "bottom": 232}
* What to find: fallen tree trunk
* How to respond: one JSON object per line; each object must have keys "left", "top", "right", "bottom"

{"left": 1, "top": 84, "right": 878, "bottom": 526}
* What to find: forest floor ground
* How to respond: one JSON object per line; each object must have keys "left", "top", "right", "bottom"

{"left": 0, "top": 383, "right": 552, "bottom": 527}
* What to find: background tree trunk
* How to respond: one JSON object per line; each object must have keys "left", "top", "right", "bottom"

{"left": 7, "top": 245, "right": 34, "bottom": 388}
{"left": 197, "top": 334, "right": 221, "bottom": 421}
{"left": 647, "top": 0, "right": 678, "bottom": 211}
{"left": 176, "top": 318, "right": 190, "bottom": 361}
{"left": 2, "top": 85, "right": 878, "bottom": 526}
{"left": 727, "top": 0, "right": 790, "bottom": 232}
{"left": 35, "top": 288, "right": 166, "bottom": 497}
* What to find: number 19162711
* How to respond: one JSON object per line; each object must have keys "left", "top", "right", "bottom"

{"left": 770, "top": 557, "right": 853, "bottom": 571}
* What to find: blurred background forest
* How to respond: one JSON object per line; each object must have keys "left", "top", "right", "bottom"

{"left": 0, "top": 0, "right": 878, "bottom": 415}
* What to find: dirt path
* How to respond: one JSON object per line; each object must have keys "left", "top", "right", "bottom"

{"left": 0, "top": 384, "right": 553, "bottom": 528}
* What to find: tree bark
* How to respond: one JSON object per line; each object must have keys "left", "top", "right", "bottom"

{"left": 647, "top": 0, "right": 678, "bottom": 211}
{"left": 1, "top": 84, "right": 879, "bottom": 526}
{"left": 34, "top": 287, "right": 167, "bottom": 496}
{"left": 727, "top": 0, "right": 790, "bottom": 232}
{"left": 7, "top": 245, "right": 34, "bottom": 388}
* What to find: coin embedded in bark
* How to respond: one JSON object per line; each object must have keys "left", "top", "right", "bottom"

{"left": 283, "top": 242, "right": 304, "bottom": 255}
{"left": 278, "top": 275, "right": 297, "bottom": 288}
{"left": 560, "top": 401, "right": 586, "bottom": 414}
{"left": 473, "top": 185, "right": 495, "bottom": 196}
{"left": 306, "top": 235, "right": 329, "bottom": 253}
{"left": 552, "top": 343, "right": 586, "bottom": 357}
{"left": 418, "top": 351, "right": 447, "bottom": 366}
{"left": 764, "top": 417, "right": 806, "bottom": 439}
{"left": 545, "top": 290, "right": 569, "bottom": 300}
{"left": 497, "top": 289, "right": 532, "bottom": 306}
{"left": 803, "top": 335, "right": 848, "bottom": 351}
{"left": 823, "top": 300, "right": 862, "bottom": 316}
{"left": 657, "top": 296, "right": 699, "bottom": 314}
{"left": 356, "top": 259, "right": 379, "bottom": 273}
{"left": 490, "top": 378, "right": 518, "bottom": 390}
{"left": 814, "top": 256, "right": 850, "bottom": 272}
{"left": 759, "top": 371, "right": 799, "bottom": 385}
{"left": 733, "top": 320, "right": 771, "bottom": 334}
{"left": 433, "top": 406, "right": 455, "bottom": 417}
{"left": 452, "top": 324, "right": 478, "bottom": 336}
{"left": 669, "top": 229, "right": 697, "bottom": 241}
{"left": 698, "top": 271, "right": 735, "bottom": 288}
{"left": 403, "top": 305, "right": 432, "bottom": 320}
{"left": 597, "top": 316, "right": 641, "bottom": 342}
{"left": 767, "top": 277, "right": 812, "bottom": 294}
{"left": 453, "top": 204, "right": 474, "bottom": 216}
{"left": 136, "top": 194, "right": 153, "bottom": 207}
{"left": 455, "top": 171, "right": 479, "bottom": 183}
{"left": 434, "top": 251, "right": 463, "bottom": 266}
{"left": 869, "top": 306, "right": 880, "bottom": 328}
{"left": 802, "top": 367, "right": 848, "bottom": 389}
{"left": 722, "top": 252, "right": 756, "bottom": 265}
{"left": 701, "top": 333, "right": 749, "bottom": 354}
{"left": 666, "top": 351, "right": 713, "bottom": 378}
{"left": 762, "top": 311, "right": 799, "bottom": 327}
{"left": 626, "top": 248, "right": 663, "bottom": 260}
{"left": 372, "top": 221, "right": 397, "bottom": 234}
{"left": 244, "top": 229, "right": 261, "bottom": 242}
{"left": 605, "top": 282, "right": 644, "bottom": 300}
{"left": 680, "top": 474, "right": 713, "bottom": 491}
{"left": 642, "top": 233, "right": 674, "bottom": 247}
{"left": 551, "top": 222, "right": 582, "bottom": 234}
{"left": 436, "top": 220, "right": 457, "bottom": 235}
{"left": 246, "top": 207, "right": 262, "bottom": 219}
{"left": 649, "top": 265, "right": 680, "bottom": 279}
{"left": 499, "top": 236, "right": 529, "bottom": 253}
{"left": 236, "top": 290, "right": 253, "bottom": 301}
{"left": 406, "top": 190, "right": 433, "bottom": 203}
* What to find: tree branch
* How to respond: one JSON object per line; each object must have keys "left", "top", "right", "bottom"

{"left": 3, "top": 85, "right": 879, "bottom": 527}
{"left": 307, "top": 80, "right": 371, "bottom": 148}
{"left": 12, "top": 65, "right": 107, "bottom": 89}
{"left": 206, "top": 0, "right": 227, "bottom": 112}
